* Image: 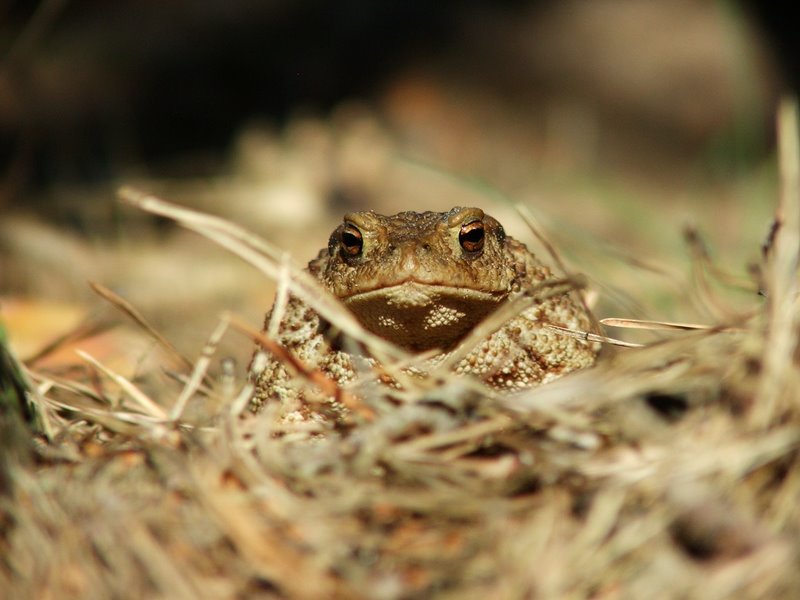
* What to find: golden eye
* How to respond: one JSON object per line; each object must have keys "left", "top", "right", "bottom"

{"left": 459, "top": 220, "right": 485, "bottom": 252}
{"left": 340, "top": 223, "right": 363, "bottom": 256}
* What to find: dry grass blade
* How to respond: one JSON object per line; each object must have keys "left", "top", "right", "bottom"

{"left": 602, "top": 317, "right": 709, "bottom": 330}
{"left": 515, "top": 203, "right": 571, "bottom": 276}
{"left": 756, "top": 98, "right": 800, "bottom": 426}
{"left": 228, "top": 314, "right": 375, "bottom": 420}
{"left": 683, "top": 226, "right": 760, "bottom": 293}
{"left": 267, "top": 254, "right": 293, "bottom": 338}
{"left": 89, "top": 281, "right": 195, "bottom": 373}
{"left": 41, "top": 393, "right": 172, "bottom": 437}
{"left": 76, "top": 349, "right": 168, "bottom": 420}
{"left": 684, "top": 227, "right": 745, "bottom": 321}
{"left": 392, "top": 414, "right": 514, "bottom": 456}
{"left": 27, "top": 368, "right": 107, "bottom": 406}
{"left": 118, "top": 187, "right": 408, "bottom": 367}
{"left": 600, "top": 317, "right": 745, "bottom": 332}
{"left": 545, "top": 323, "right": 643, "bottom": 348}
{"left": 434, "top": 276, "right": 590, "bottom": 375}
{"left": 193, "top": 466, "right": 342, "bottom": 598}
{"left": 170, "top": 314, "right": 230, "bottom": 421}
{"left": 516, "top": 203, "right": 601, "bottom": 330}
{"left": 498, "top": 330, "right": 721, "bottom": 415}
{"left": 587, "top": 235, "right": 678, "bottom": 278}
{"left": 124, "top": 523, "right": 201, "bottom": 600}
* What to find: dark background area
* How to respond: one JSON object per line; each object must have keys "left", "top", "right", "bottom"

{"left": 0, "top": 0, "right": 791, "bottom": 205}
{"left": 1, "top": 0, "right": 504, "bottom": 191}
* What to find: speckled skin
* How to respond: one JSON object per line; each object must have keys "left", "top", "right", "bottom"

{"left": 251, "top": 207, "right": 598, "bottom": 412}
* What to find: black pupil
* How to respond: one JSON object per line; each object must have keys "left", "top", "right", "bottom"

{"left": 462, "top": 226, "right": 484, "bottom": 245}
{"left": 342, "top": 230, "right": 361, "bottom": 248}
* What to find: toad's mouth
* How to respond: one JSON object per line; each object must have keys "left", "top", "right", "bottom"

{"left": 341, "top": 281, "right": 509, "bottom": 352}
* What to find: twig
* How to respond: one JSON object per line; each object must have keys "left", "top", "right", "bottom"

{"left": 227, "top": 314, "right": 375, "bottom": 420}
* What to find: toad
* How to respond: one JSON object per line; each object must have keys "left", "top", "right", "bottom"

{"left": 250, "top": 207, "right": 599, "bottom": 413}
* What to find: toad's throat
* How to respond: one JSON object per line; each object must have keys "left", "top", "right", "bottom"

{"left": 342, "top": 281, "right": 509, "bottom": 352}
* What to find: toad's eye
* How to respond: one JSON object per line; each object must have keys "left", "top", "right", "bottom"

{"left": 340, "top": 223, "right": 363, "bottom": 256}
{"left": 459, "top": 220, "right": 485, "bottom": 252}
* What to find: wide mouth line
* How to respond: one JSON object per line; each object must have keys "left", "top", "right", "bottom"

{"left": 341, "top": 280, "right": 508, "bottom": 300}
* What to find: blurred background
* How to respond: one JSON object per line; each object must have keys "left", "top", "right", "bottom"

{"left": 0, "top": 0, "right": 793, "bottom": 373}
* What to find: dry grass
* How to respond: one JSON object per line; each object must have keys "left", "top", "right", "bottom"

{"left": 2, "top": 101, "right": 799, "bottom": 599}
